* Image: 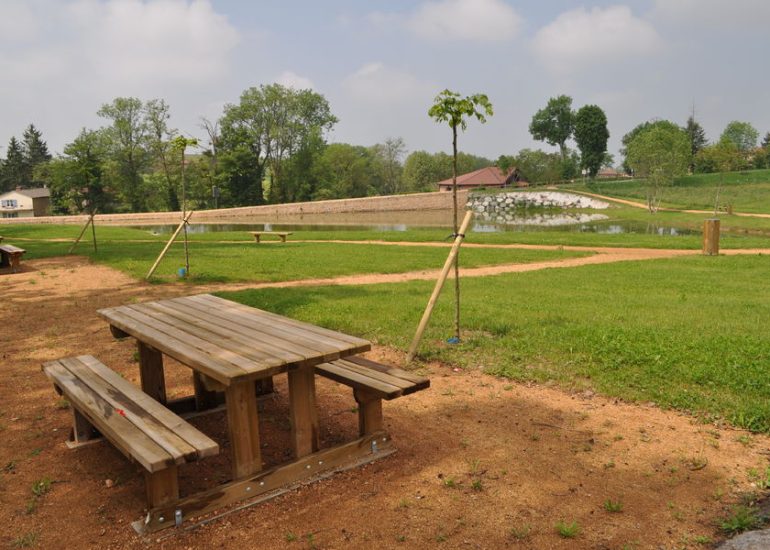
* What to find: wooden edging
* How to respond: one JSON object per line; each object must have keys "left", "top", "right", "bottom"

{"left": 133, "top": 431, "right": 395, "bottom": 534}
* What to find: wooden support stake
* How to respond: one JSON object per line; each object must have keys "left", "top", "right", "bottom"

{"left": 406, "top": 210, "right": 473, "bottom": 364}
{"left": 68, "top": 213, "right": 95, "bottom": 254}
{"left": 146, "top": 211, "right": 194, "bottom": 280}
{"left": 703, "top": 218, "right": 720, "bottom": 256}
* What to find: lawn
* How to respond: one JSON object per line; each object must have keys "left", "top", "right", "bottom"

{"left": 221, "top": 253, "right": 770, "bottom": 433}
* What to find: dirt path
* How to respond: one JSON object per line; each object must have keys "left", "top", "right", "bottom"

{"left": 573, "top": 190, "right": 770, "bottom": 219}
{"left": 2, "top": 257, "right": 770, "bottom": 549}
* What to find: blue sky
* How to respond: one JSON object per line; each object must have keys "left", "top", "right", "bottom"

{"left": 2, "top": 0, "right": 769, "bottom": 163}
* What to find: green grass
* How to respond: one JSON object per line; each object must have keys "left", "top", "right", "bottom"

{"left": 222, "top": 254, "right": 770, "bottom": 433}
{"left": 569, "top": 168, "right": 770, "bottom": 214}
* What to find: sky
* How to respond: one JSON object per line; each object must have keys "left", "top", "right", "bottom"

{"left": 1, "top": 0, "right": 769, "bottom": 163}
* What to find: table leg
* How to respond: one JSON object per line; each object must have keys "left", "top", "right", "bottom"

{"left": 138, "top": 342, "right": 166, "bottom": 404}
{"left": 288, "top": 367, "right": 319, "bottom": 458}
{"left": 226, "top": 382, "right": 262, "bottom": 479}
{"left": 193, "top": 372, "right": 220, "bottom": 411}
{"left": 254, "top": 376, "right": 274, "bottom": 396}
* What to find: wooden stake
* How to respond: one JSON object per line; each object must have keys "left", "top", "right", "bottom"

{"left": 68, "top": 212, "right": 95, "bottom": 254}
{"left": 146, "top": 211, "right": 194, "bottom": 280}
{"left": 703, "top": 218, "right": 720, "bottom": 256}
{"left": 406, "top": 210, "right": 473, "bottom": 364}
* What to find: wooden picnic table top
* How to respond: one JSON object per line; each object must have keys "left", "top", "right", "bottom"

{"left": 97, "top": 294, "right": 371, "bottom": 386}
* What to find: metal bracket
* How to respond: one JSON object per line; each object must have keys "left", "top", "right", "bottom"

{"left": 174, "top": 509, "right": 183, "bottom": 528}
{"left": 371, "top": 440, "right": 378, "bottom": 453}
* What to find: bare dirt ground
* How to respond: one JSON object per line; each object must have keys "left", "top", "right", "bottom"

{"left": 2, "top": 256, "right": 770, "bottom": 549}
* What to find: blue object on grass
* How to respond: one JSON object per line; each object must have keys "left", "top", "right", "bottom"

{"left": 446, "top": 337, "right": 460, "bottom": 344}
{"left": 177, "top": 267, "right": 187, "bottom": 278}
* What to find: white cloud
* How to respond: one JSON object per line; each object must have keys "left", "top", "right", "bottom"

{"left": 342, "top": 62, "right": 435, "bottom": 104}
{"left": 406, "top": 0, "right": 522, "bottom": 42}
{"left": 652, "top": 0, "right": 770, "bottom": 27}
{"left": 532, "top": 6, "right": 663, "bottom": 74}
{"left": 275, "top": 71, "right": 314, "bottom": 90}
{"left": 0, "top": 1, "right": 41, "bottom": 42}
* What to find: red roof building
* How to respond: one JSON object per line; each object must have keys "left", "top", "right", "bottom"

{"left": 436, "top": 166, "right": 522, "bottom": 191}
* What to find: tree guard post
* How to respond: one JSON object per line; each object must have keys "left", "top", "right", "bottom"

{"left": 703, "top": 218, "right": 720, "bottom": 256}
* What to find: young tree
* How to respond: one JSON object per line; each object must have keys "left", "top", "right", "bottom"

{"left": 145, "top": 99, "right": 180, "bottom": 211}
{"left": 626, "top": 125, "right": 690, "bottom": 213}
{"left": 429, "top": 89, "right": 493, "bottom": 341}
{"left": 371, "top": 137, "right": 406, "bottom": 195}
{"left": 529, "top": 95, "right": 574, "bottom": 160}
{"left": 573, "top": 105, "right": 609, "bottom": 178}
{"left": 762, "top": 132, "right": 770, "bottom": 148}
{"left": 720, "top": 121, "right": 759, "bottom": 152}
{"left": 684, "top": 115, "right": 707, "bottom": 172}
{"left": 621, "top": 119, "right": 682, "bottom": 174}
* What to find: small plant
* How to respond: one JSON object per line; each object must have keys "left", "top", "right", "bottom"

{"left": 25, "top": 499, "right": 37, "bottom": 515}
{"left": 3, "top": 461, "right": 15, "bottom": 473}
{"left": 468, "top": 459, "right": 482, "bottom": 475}
{"left": 395, "top": 534, "right": 406, "bottom": 542}
{"left": 471, "top": 479, "right": 483, "bottom": 492}
{"left": 397, "top": 498, "right": 411, "bottom": 509}
{"left": 31, "top": 477, "right": 52, "bottom": 497}
{"left": 694, "top": 535, "right": 712, "bottom": 545}
{"left": 284, "top": 532, "right": 297, "bottom": 542}
{"left": 603, "top": 460, "right": 616, "bottom": 469}
{"left": 509, "top": 524, "right": 531, "bottom": 540}
{"left": 28, "top": 448, "right": 41, "bottom": 457}
{"left": 720, "top": 505, "right": 762, "bottom": 534}
{"left": 442, "top": 476, "right": 457, "bottom": 488}
{"left": 56, "top": 398, "right": 70, "bottom": 410}
{"left": 603, "top": 499, "right": 623, "bottom": 513}
{"left": 555, "top": 520, "right": 580, "bottom": 538}
{"left": 736, "top": 434, "right": 752, "bottom": 446}
{"left": 12, "top": 531, "right": 38, "bottom": 548}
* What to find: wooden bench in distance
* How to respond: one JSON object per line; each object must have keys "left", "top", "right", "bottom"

{"left": 315, "top": 356, "right": 430, "bottom": 436}
{"left": 0, "top": 244, "right": 25, "bottom": 272}
{"left": 42, "top": 355, "right": 219, "bottom": 514}
{"left": 249, "top": 231, "right": 293, "bottom": 243}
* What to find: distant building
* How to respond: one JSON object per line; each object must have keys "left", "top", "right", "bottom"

{"left": 437, "top": 166, "right": 523, "bottom": 192}
{"left": 0, "top": 187, "right": 51, "bottom": 218}
{"left": 596, "top": 168, "right": 630, "bottom": 180}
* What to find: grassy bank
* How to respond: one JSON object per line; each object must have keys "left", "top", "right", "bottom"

{"left": 222, "top": 254, "right": 770, "bottom": 432}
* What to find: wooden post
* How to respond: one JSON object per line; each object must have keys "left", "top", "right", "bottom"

{"left": 406, "top": 210, "right": 474, "bottom": 363}
{"left": 146, "top": 211, "right": 193, "bottom": 280}
{"left": 288, "top": 367, "right": 319, "bottom": 458}
{"left": 703, "top": 218, "right": 720, "bottom": 256}
{"left": 226, "top": 382, "right": 262, "bottom": 479}
{"left": 138, "top": 342, "right": 167, "bottom": 404}
{"left": 144, "top": 467, "right": 179, "bottom": 508}
{"left": 68, "top": 213, "right": 95, "bottom": 254}
{"left": 354, "top": 389, "right": 383, "bottom": 436}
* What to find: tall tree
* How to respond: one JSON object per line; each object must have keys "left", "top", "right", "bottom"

{"left": 720, "top": 121, "right": 759, "bottom": 152}
{"left": 626, "top": 125, "right": 690, "bottom": 213}
{"left": 573, "top": 105, "right": 609, "bottom": 178}
{"left": 1, "top": 137, "right": 26, "bottom": 192}
{"left": 762, "top": 132, "right": 770, "bottom": 148}
{"left": 684, "top": 115, "right": 707, "bottom": 172}
{"left": 429, "top": 89, "right": 493, "bottom": 342}
{"left": 145, "top": 99, "right": 180, "bottom": 211}
{"left": 529, "top": 95, "right": 574, "bottom": 160}
{"left": 621, "top": 119, "right": 682, "bottom": 173}
{"left": 21, "top": 124, "right": 51, "bottom": 186}
{"left": 98, "top": 97, "right": 151, "bottom": 212}
{"left": 371, "top": 137, "right": 406, "bottom": 195}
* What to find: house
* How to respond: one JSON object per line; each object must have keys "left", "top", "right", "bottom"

{"left": 436, "top": 166, "right": 523, "bottom": 191}
{"left": 0, "top": 187, "right": 51, "bottom": 218}
{"left": 596, "top": 168, "right": 630, "bottom": 180}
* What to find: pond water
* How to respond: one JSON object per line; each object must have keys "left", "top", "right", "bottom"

{"left": 130, "top": 208, "right": 697, "bottom": 236}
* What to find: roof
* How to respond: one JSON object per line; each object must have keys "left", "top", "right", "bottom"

{"left": 16, "top": 187, "right": 51, "bottom": 199}
{"left": 436, "top": 166, "right": 511, "bottom": 187}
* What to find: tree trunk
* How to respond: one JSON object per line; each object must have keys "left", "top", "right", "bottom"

{"left": 452, "top": 125, "right": 461, "bottom": 341}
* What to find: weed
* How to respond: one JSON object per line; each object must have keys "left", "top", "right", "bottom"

{"left": 613, "top": 434, "right": 624, "bottom": 441}
{"left": 397, "top": 498, "right": 411, "bottom": 509}
{"left": 503, "top": 385, "right": 513, "bottom": 391}
{"left": 442, "top": 476, "right": 457, "bottom": 489}
{"left": 712, "top": 488, "right": 724, "bottom": 501}
{"left": 555, "top": 520, "right": 580, "bottom": 538}
{"left": 694, "top": 535, "right": 712, "bottom": 545}
{"left": 284, "top": 532, "right": 297, "bottom": 542}
{"left": 28, "top": 448, "right": 41, "bottom": 457}
{"left": 736, "top": 434, "right": 752, "bottom": 446}
{"left": 395, "top": 534, "right": 406, "bottom": 542}
{"left": 603, "top": 499, "right": 623, "bottom": 513}
{"left": 56, "top": 398, "right": 70, "bottom": 410}
{"left": 31, "top": 477, "right": 52, "bottom": 497}
{"left": 3, "top": 461, "right": 16, "bottom": 473}
{"left": 720, "top": 505, "right": 763, "bottom": 534}
{"left": 471, "top": 479, "right": 483, "bottom": 492}
{"left": 509, "top": 524, "right": 531, "bottom": 540}
{"left": 529, "top": 433, "right": 540, "bottom": 441}
{"left": 25, "top": 499, "right": 37, "bottom": 515}
{"left": 603, "top": 460, "right": 616, "bottom": 469}
{"left": 436, "top": 532, "right": 447, "bottom": 543}
{"left": 12, "top": 531, "right": 38, "bottom": 548}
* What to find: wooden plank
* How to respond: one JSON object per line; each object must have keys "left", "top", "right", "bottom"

{"left": 42, "top": 361, "right": 174, "bottom": 472}
{"left": 333, "top": 360, "right": 421, "bottom": 392}
{"left": 346, "top": 356, "right": 430, "bottom": 387}
{"left": 138, "top": 431, "right": 394, "bottom": 533}
{"left": 140, "top": 301, "right": 313, "bottom": 367}
{"left": 0, "top": 244, "right": 25, "bottom": 253}
{"left": 145, "top": 466, "right": 179, "bottom": 508}
{"left": 78, "top": 356, "right": 218, "bottom": 457}
{"left": 193, "top": 295, "right": 371, "bottom": 350}
{"left": 187, "top": 295, "right": 370, "bottom": 356}
{"left": 137, "top": 342, "right": 167, "bottom": 404}
{"left": 288, "top": 367, "right": 319, "bottom": 458}
{"left": 59, "top": 357, "right": 193, "bottom": 464}
{"left": 97, "top": 307, "right": 247, "bottom": 385}
{"left": 151, "top": 299, "right": 331, "bottom": 361}
{"left": 226, "top": 382, "right": 262, "bottom": 479}
{"left": 315, "top": 362, "right": 402, "bottom": 400}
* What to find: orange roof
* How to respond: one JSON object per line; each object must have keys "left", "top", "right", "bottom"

{"left": 436, "top": 166, "right": 509, "bottom": 187}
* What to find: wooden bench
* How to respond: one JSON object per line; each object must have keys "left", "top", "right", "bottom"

{"left": 42, "top": 355, "right": 219, "bottom": 510}
{"left": 249, "top": 231, "right": 293, "bottom": 243}
{"left": 0, "top": 244, "right": 25, "bottom": 272}
{"left": 315, "top": 356, "right": 430, "bottom": 435}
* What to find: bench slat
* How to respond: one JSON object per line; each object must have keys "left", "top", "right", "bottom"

{"left": 332, "top": 359, "right": 418, "bottom": 392}
{"left": 78, "top": 355, "right": 219, "bottom": 458}
{"left": 0, "top": 244, "right": 25, "bottom": 254}
{"left": 346, "top": 356, "right": 430, "bottom": 389}
{"left": 43, "top": 361, "right": 174, "bottom": 472}
{"left": 315, "top": 362, "right": 404, "bottom": 400}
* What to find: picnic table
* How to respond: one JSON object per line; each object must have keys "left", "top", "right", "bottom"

{"left": 96, "top": 294, "right": 390, "bottom": 532}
